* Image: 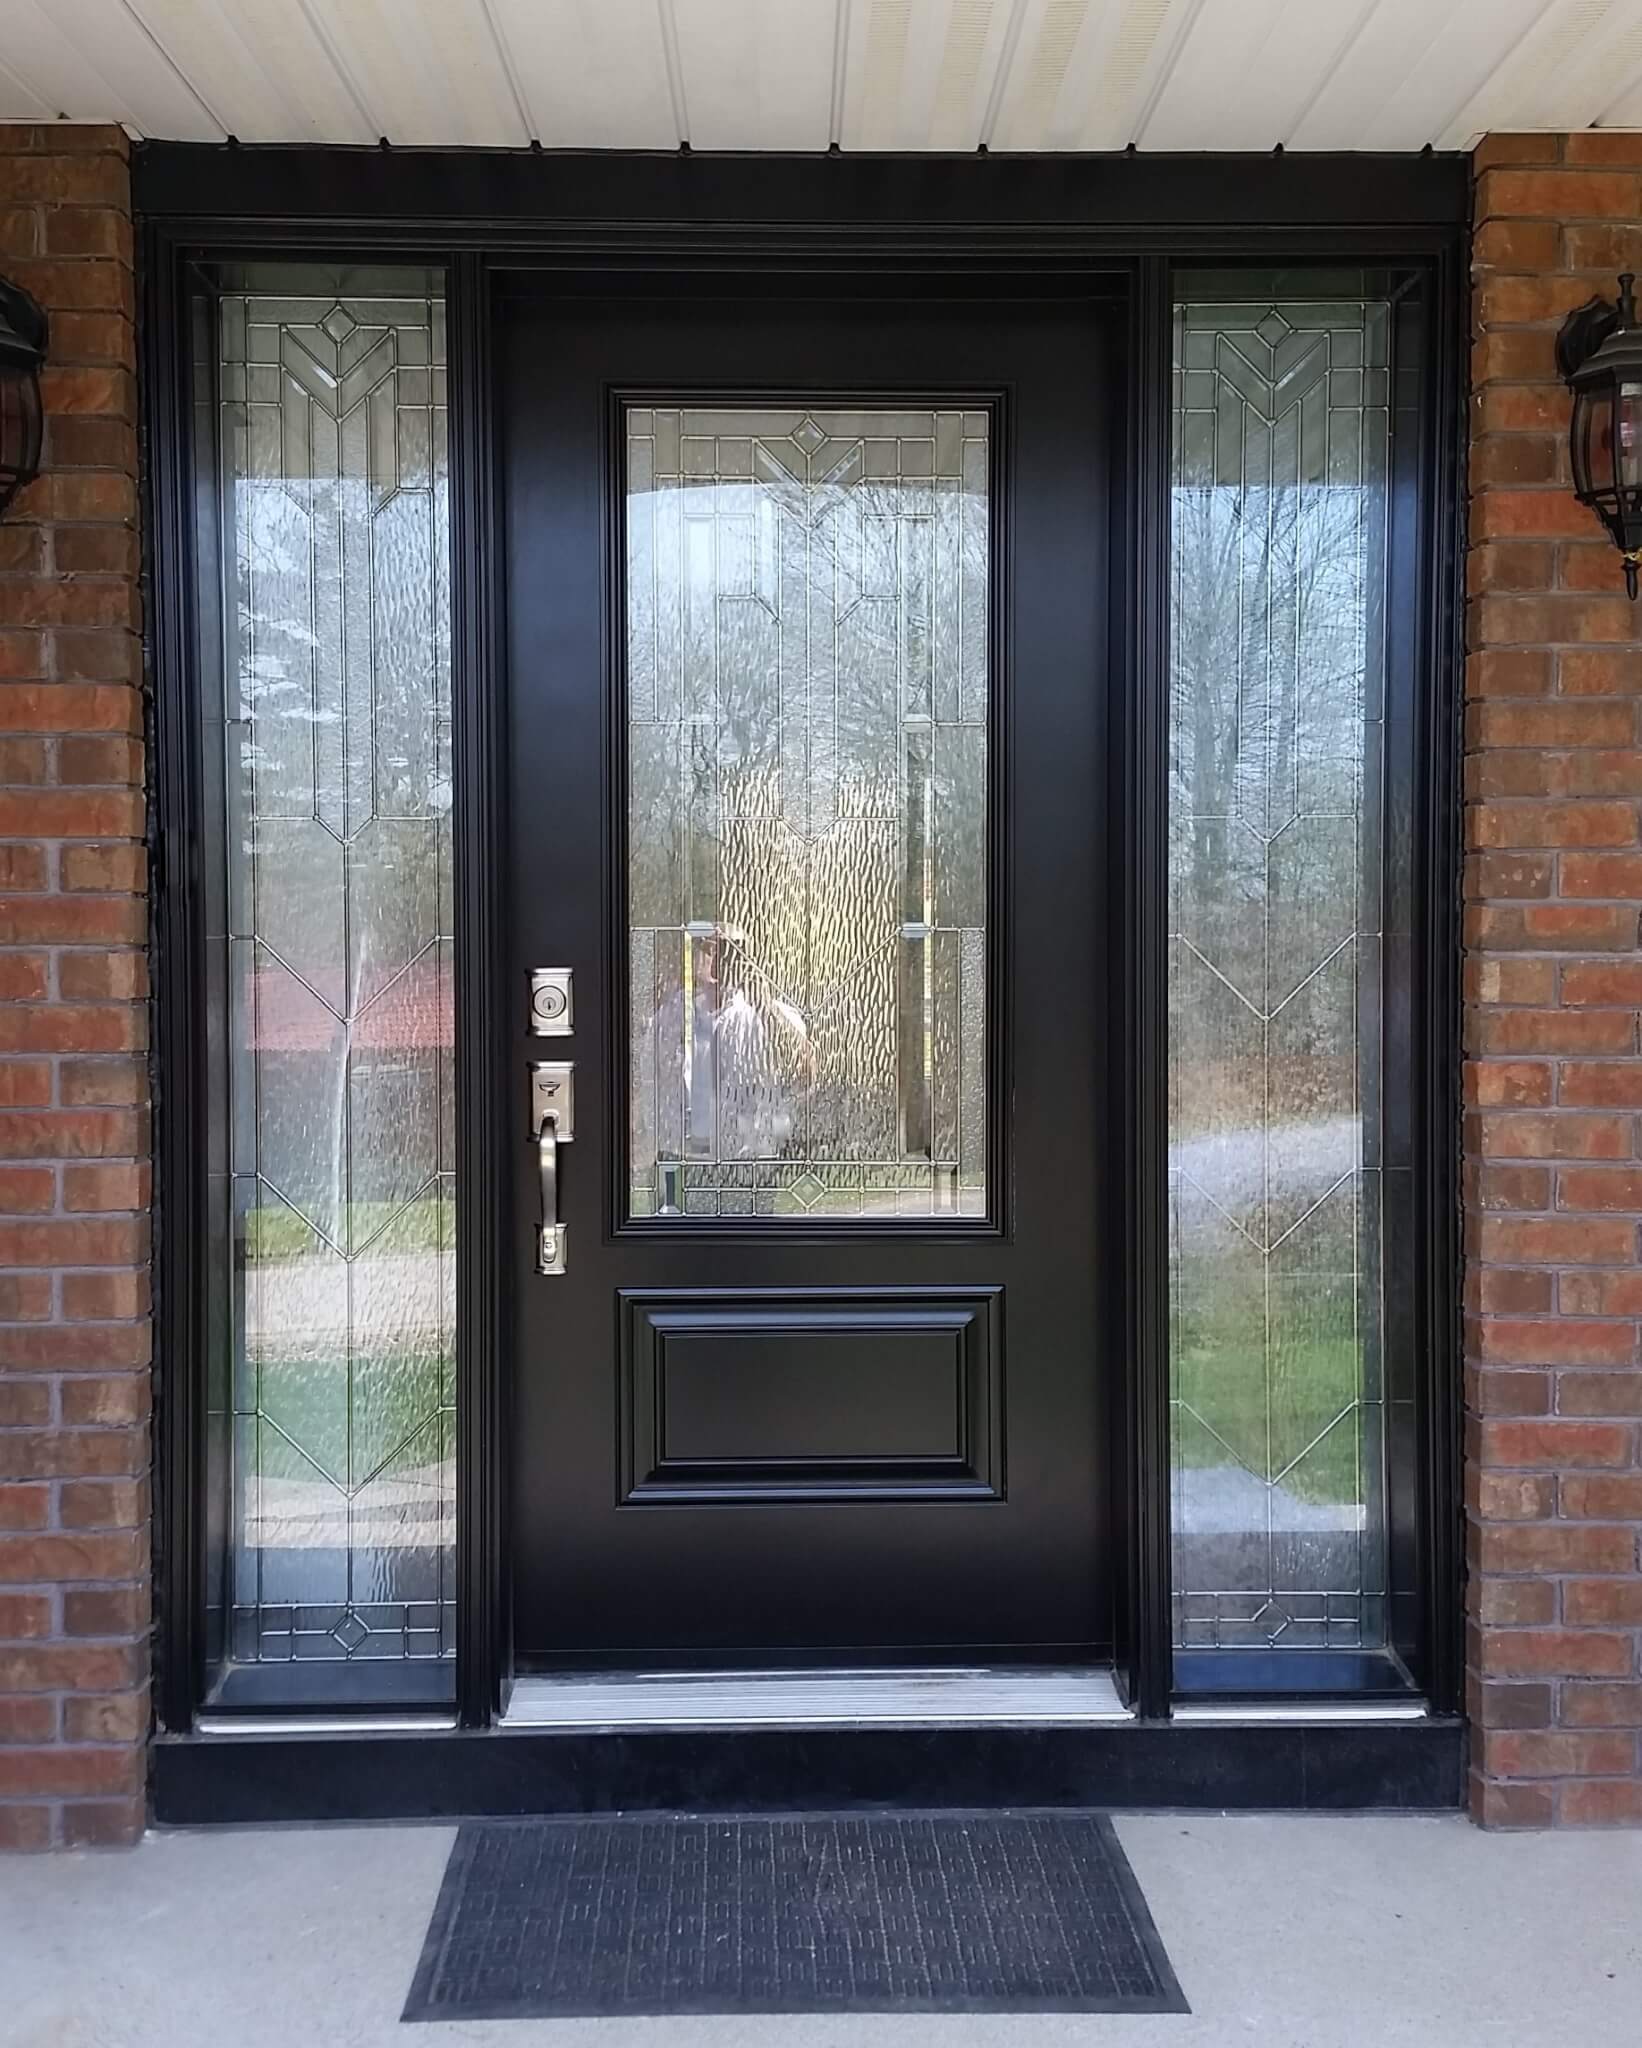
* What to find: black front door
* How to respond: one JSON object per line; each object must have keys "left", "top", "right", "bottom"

{"left": 500, "top": 277, "right": 1116, "bottom": 1666}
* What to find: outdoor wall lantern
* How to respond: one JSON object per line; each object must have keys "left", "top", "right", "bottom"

{"left": 1559, "top": 271, "right": 1642, "bottom": 599}
{"left": 0, "top": 276, "right": 47, "bottom": 517}
{"left": 0, "top": 277, "right": 47, "bottom": 518}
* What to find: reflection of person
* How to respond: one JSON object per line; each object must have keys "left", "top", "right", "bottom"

{"left": 653, "top": 926, "right": 817, "bottom": 1163}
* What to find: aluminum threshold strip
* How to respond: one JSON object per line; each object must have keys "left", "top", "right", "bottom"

{"left": 194, "top": 1713, "right": 459, "bottom": 1737}
{"left": 503, "top": 1665, "right": 1132, "bottom": 1731}
{"left": 1172, "top": 1701, "right": 1430, "bottom": 1724}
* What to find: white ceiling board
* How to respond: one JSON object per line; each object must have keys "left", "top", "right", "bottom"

{"left": 1599, "top": 78, "right": 1642, "bottom": 128}
{"left": 2, "top": 0, "right": 1642, "bottom": 151}
{"left": 4, "top": 0, "right": 221, "bottom": 137}
{"left": 1436, "top": 0, "right": 1625, "bottom": 147}
{"left": 839, "top": 0, "right": 1015, "bottom": 153}
{"left": 489, "top": 0, "right": 677, "bottom": 150}
{"left": 1019, "top": 0, "right": 1194, "bottom": 152}
{"left": 119, "top": 0, "right": 375, "bottom": 144}
{"left": 0, "top": 59, "right": 56, "bottom": 125}
{"left": 1352, "top": 0, "right": 1553, "bottom": 150}
{"left": 303, "top": 0, "right": 527, "bottom": 147}
{"left": 1285, "top": 0, "right": 1451, "bottom": 152}
{"left": 675, "top": 0, "right": 836, "bottom": 152}
{"left": 1459, "top": 0, "right": 1642, "bottom": 142}
{"left": 1138, "top": 0, "right": 1368, "bottom": 153}
{"left": 982, "top": 0, "right": 1097, "bottom": 153}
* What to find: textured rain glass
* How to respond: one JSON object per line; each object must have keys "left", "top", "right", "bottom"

{"left": 219, "top": 272, "right": 455, "bottom": 1684}
{"left": 627, "top": 406, "right": 989, "bottom": 1220}
{"left": 1168, "top": 284, "right": 1390, "bottom": 1654}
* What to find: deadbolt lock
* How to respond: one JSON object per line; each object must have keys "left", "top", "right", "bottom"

{"left": 529, "top": 967, "right": 573, "bottom": 1036}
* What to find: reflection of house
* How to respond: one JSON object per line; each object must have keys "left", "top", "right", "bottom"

{"left": 245, "top": 956, "right": 453, "bottom": 1055}
{"left": 242, "top": 953, "right": 452, "bottom": 1214}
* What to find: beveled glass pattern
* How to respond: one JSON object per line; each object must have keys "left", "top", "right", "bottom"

{"left": 220, "top": 273, "right": 455, "bottom": 1676}
{"left": 627, "top": 405, "right": 989, "bottom": 1220}
{"left": 1168, "top": 286, "right": 1390, "bottom": 1652}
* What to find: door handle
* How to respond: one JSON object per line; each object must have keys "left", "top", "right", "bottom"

{"left": 530, "top": 1061, "right": 574, "bottom": 1277}
{"left": 536, "top": 1111, "right": 566, "bottom": 1275}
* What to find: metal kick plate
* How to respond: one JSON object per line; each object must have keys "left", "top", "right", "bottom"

{"left": 529, "top": 968, "right": 574, "bottom": 1036}
{"left": 530, "top": 1061, "right": 575, "bottom": 1140}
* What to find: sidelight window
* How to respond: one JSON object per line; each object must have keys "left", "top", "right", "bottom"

{"left": 196, "top": 264, "right": 456, "bottom": 1707}
{"left": 1167, "top": 271, "right": 1412, "bottom": 1681}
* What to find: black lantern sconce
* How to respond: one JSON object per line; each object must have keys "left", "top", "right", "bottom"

{"left": 1558, "top": 271, "right": 1642, "bottom": 600}
{"left": 0, "top": 277, "right": 46, "bottom": 518}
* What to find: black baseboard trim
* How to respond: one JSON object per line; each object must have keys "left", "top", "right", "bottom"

{"left": 152, "top": 1718, "right": 1465, "bottom": 1826}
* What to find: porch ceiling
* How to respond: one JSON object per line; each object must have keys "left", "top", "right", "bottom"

{"left": 4, "top": 0, "right": 1642, "bottom": 154}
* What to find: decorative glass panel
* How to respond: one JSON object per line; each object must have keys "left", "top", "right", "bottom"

{"left": 215, "top": 268, "right": 455, "bottom": 1696}
{"left": 1168, "top": 281, "right": 1390, "bottom": 1654}
{"left": 626, "top": 405, "right": 989, "bottom": 1220}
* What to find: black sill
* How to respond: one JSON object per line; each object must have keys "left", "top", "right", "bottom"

{"left": 1172, "top": 1648, "right": 1421, "bottom": 1702}
{"left": 152, "top": 1718, "right": 1465, "bottom": 1826}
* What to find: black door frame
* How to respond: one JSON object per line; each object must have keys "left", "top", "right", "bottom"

{"left": 140, "top": 146, "right": 1468, "bottom": 1752}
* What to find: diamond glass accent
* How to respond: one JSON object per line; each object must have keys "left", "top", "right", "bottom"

{"left": 1168, "top": 282, "right": 1391, "bottom": 1653}
{"left": 626, "top": 406, "right": 989, "bottom": 1220}
{"left": 217, "top": 271, "right": 456, "bottom": 1685}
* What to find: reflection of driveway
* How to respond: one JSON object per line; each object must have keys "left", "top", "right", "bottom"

{"left": 1175, "top": 1463, "right": 1364, "bottom": 1536}
{"left": 1170, "top": 1114, "right": 1362, "bottom": 1241}
{"left": 246, "top": 1252, "right": 453, "bottom": 1344}
{"left": 247, "top": 1468, "right": 452, "bottom": 1550}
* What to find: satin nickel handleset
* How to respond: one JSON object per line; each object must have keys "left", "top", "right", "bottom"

{"left": 529, "top": 973, "right": 575, "bottom": 1276}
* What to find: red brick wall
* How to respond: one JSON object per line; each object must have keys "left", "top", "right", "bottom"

{"left": 1468, "top": 133, "right": 1642, "bottom": 1826}
{"left": 0, "top": 125, "right": 148, "bottom": 1850}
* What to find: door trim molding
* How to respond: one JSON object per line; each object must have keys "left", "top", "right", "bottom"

{"left": 140, "top": 150, "right": 1466, "bottom": 1749}
{"left": 131, "top": 146, "right": 1469, "bottom": 233}
{"left": 449, "top": 253, "right": 511, "bottom": 1727}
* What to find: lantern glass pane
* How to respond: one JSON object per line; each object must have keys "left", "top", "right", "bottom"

{"left": 0, "top": 371, "right": 38, "bottom": 495}
{"left": 1578, "top": 385, "right": 1614, "bottom": 502}
{"left": 1617, "top": 382, "right": 1642, "bottom": 491}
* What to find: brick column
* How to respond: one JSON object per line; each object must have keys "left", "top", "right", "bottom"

{"left": 1468, "top": 133, "right": 1642, "bottom": 1826}
{"left": 0, "top": 125, "right": 148, "bottom": 1850}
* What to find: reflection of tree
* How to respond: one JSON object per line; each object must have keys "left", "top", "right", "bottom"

{"left": 1168, "top": 464, "right": 1382, "bottom": 1157}
{"left": 1170, "top": 475, "right": 1376, "bottom": 987}
{"left": 236, "top": 461, "right": 450, "bottom": 1241}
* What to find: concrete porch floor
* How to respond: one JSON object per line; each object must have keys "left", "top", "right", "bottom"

{"left": 5, "top": 1814, "right": 1641, "bottom": 2047}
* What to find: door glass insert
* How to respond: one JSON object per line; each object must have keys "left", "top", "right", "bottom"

{"left": 1168, "top": 276, "right": 1392, "bottom": 1658}
{"left": 626, "top": 404, "right": 990, "bottom": 1220}
{"left": 204, "top": 264, "right": 456, "bottom": 1703}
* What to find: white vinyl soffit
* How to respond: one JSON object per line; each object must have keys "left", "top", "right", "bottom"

{"left": 5, "top": 0, "right": 1642, "bottom": 153}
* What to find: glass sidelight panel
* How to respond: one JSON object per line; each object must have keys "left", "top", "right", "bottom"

{"left": 203, "top": 266, "right": 455, "bottom": 1704}
{"left": 626, "top": 405, "right": 990, "bottom": 1220}
{"left": 1168, "top": 276, "right": 1393, "bottom": 1663}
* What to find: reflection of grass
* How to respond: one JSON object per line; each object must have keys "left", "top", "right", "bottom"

{"left": 252, "top": 1347, "right": 451, "bottom": 1485}
{"left": 1175, "top": 1297, "right": 1368, "bottom": 1510}
{"left": 244, "top": 1199, "right": 448, "bottom": 1263}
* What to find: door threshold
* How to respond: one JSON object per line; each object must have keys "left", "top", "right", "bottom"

{"left": 503, "top": 1664, "right": 1130, "bottom": 1731}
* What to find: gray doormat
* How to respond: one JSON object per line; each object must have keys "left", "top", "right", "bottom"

{"left": 403, "top": 1811, "right": 1188, "bottom": 2020}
